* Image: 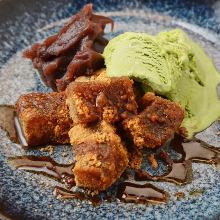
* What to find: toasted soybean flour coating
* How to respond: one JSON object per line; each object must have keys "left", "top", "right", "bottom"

{"left": 103, "top": 29, "right": 220, "bottom": 138}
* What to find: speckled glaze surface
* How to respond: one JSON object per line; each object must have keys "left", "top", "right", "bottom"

{"left": 0, "top": 0, "right": 220, "bottom": 219}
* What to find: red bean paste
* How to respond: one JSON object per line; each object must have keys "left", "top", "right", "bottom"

{"left": 23, "top": 4, "right": 113, "bottom": 91}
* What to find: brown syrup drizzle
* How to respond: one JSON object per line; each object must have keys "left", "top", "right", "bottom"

{"left": 135, "top": 160, "right": 192, "bottom": 185}
{"left": 135, "top": 135, "right": 219, "bottom": 184}
{"left": 8, "top": 156, "right": 75, "bottom": 188}
{"left": 9, "top": 155, "right": 101, "bottom": 205}
{"left": 0, "top": 105, "right": 18, "bottom": 143}
{"left": 0, "top": 105, "right": 28, "bottom": 146}
{"left": 172, "top": 136, "right": 220, "bottom": 164}
{"left": 117, "top": 182, "right": 169, "bottom": 204}
{"left": 53, "top": 186, "right": 101, "bottom": 206}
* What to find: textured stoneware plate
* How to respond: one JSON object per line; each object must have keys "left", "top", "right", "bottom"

{"left": 0, "top": 0, "right": 220, "bottom": 219}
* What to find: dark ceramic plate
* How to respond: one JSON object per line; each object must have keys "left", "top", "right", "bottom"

{"left": 0, "top": 0, "right": 220, "bottom": 219}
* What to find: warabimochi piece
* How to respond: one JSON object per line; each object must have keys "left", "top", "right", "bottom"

{"left": 69, "top": 121, "right": 128, "bottom": 191}
{"left": 15, "top": 92, "right": 73, "bottom": 146}
{"left": 66, "top": 77, "right": 138, "bottom": 124}
{"left": 122, "top": 92, "right": 184, "bottom": 149}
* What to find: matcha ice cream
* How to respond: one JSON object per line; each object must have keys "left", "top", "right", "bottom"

{"left": 103, "top": 29, "right": 220, "bottom": 138}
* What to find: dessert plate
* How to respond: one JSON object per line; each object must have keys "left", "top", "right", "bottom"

{"left": 0, "top": 0, "right": 220, "bottom": 219}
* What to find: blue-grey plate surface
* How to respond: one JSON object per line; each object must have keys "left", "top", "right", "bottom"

{"left": 0, "top": 0, "right": 220, "bottom": 219}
